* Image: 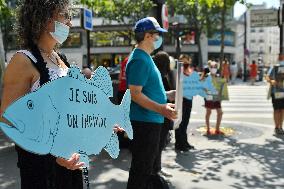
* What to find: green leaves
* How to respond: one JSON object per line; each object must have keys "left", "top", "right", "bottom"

{"left": 80, "top": 0, "right": 155, "bottom": 24}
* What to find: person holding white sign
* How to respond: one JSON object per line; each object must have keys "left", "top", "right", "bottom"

{"left": 0, "top": 1, "right": 84, "bottom": 188}
{"left": 175, "top": 54, "right": 195, "bottom": 152}
{"left": 126, "top": 17, "right": 177, "bottom": 189}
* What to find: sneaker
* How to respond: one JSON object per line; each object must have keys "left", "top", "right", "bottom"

{"left": 275, "top": 127, "right": 284, "bottom": 135}
{"left": 159, "top": 169, "right": 173, "bottom": 177}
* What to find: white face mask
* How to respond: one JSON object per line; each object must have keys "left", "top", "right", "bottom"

{"left": 50, "top": 21, "right": 70, "bottom": 44}
{"left": 210, "top": 68, "right": 217, "bottom": 74}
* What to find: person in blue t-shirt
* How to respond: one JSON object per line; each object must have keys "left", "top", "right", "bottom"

{"left": 175, "top": 54, "right": 195, "bottom": 152}
{"left": 126, "top": 17, "right": 177, "bottom": 189}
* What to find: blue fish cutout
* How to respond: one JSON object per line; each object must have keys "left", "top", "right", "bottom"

{"left": 183, "top": 71, "right": 216, "bottom": 99}
{"left": 201, "top": 75, "right": 218, "bottom": 96}
{"left": 0, "top": 66, "right": 133, "bottom": 167}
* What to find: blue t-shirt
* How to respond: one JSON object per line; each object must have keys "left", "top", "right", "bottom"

{"left": 126, "top": 48, "right": 167, "bottom": 123}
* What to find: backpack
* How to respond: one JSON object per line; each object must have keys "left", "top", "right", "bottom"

{"left": 147, "top": 175, "right": 170, "bottom": 189}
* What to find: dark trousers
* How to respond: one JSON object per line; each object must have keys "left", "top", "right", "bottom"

{"left": 175, "top": 98, "right": 192, "bottom": 146}
{"left": 127, "top": 121, "right": 162, "bottom": 189}
{"left": 16, "top": 146, "right": 83, "bottom": 189}
{"left": 153, "top": 118, "right": 172, "bottom": 173}
{"left": 117, "top": 90, "right": 126, "bottom": 104}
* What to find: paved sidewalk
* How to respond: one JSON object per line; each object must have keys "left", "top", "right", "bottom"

{"left": 1, "top": 120, "right": 284, "bottom": 189}
{"left": 84, "top": 120, "right": 284, "bottom": 189}
{"left": 0, "top": 131, "right": 14, "bottom": 151}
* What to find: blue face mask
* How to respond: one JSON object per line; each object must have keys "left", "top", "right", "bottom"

{"left": 50, "top": 21, "right": 70, "bottom": 44}
{"left": 154, "top": 35, "right": 163, "bottom": 50}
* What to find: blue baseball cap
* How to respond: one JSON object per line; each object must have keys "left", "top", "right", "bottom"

{"left": 134, "top": 17, "right": 168, "bottom": 33}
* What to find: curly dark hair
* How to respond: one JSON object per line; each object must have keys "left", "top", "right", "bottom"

{"left": 17, "top": 0, "right": 70, "bottom": 49}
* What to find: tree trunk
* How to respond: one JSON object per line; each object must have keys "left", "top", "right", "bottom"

{"left": 219, "top": 0, "right": 226, "bottom": 74}
{"left": 197, "top": 34, "right": 203, "bottom": 69}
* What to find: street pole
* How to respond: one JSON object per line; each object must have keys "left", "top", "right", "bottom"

{"left": 172, "top": 22, "right": 181, "bottom": 59}
{"left": 86, "top": 30, "right": 91, "bottom": 68}
{"left": 243, "top": 11, "right": 247, "bottom": 82}
{"left": 152, "top": 0, "right": 165, "bottom": 51}
{"left": 280, "top": 2, "right": 284, "bottom": 56}
{"left": 176, "top": 24, "right": 181, "bottom": 59}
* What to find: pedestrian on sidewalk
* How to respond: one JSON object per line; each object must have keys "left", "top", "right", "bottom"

{"left": 230, "top": 61, "right": 238, "bottom": 84}
{"left": 117, "top": 45, "right": 137, "bottom": 104}
{"left": 250, "top": 60, "right": 258, "bottom": 85}
{"left": 82, "top": 67, "right": 92, "bottom": 79}
{"left": 202, "top": 61, "right": 229, "bottom": 135}
{"left": 126, "top": 17, "right": 177, "bottom": 189}
{"left": 221, "top": 59, "right": 230, "bottom": 83}
{"left": 266, "top": 58, "right": 284, "bottom": 135}
{"left": 175, "top": 54, "right": 195, "bottom": 152}
{"left": 0, "top": 1, "right": 85, "bottom": 189}
{"left": 152, "top": 50, "right": 174, "bottom": 178}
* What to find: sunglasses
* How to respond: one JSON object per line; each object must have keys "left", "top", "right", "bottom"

{"left": 59, "top": 11, "right": 72, "bottom": 21}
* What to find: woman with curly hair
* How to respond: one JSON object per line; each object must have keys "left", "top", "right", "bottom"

{"left": 0, "top": 0, "right": 84, "bottom": 188}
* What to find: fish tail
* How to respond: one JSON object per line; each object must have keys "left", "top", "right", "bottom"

{"left": 119, "top": 89, "right": 133, "bottom": 139}
{"left": 104, "top": 133, "right": 119, "bottom": 158}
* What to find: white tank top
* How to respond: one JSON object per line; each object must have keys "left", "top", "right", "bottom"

{"left": 16, "top": 50, "right": 68, "bottom": 92}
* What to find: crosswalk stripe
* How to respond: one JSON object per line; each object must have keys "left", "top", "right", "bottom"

{"left": 223, "top": 107, "right": 272, "bottom": 112}
{"left": 222, "top": 103, "right": 271, "bottom": 107}
{"left": 222, "top": 85, "right": 272, "bottom": 119}
{"left": 223, "top": 114, "right": 272, "bottom": 118}
{"left": 226, "top": 100, "right": 270, "bottom": 102}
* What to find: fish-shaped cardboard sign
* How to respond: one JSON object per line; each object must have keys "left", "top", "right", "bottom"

{"left": 183, "top": 71, "right": 217, "bottom": 99}
{"left": 0, "top": 66, "right": 133, "bottom": 167}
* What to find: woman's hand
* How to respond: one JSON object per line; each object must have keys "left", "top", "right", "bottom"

{"left": 56, "top": 153, "right": 85, "bottom": 170}
{"left": 113, "top": 124, "right": 125, "bottom": 133}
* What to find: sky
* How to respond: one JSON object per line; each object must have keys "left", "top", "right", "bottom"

{"left": 234, "top": 0, "right": 280, "bottom": 18}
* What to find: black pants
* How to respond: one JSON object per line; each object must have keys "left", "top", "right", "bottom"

{"left": 175, "top": 98, "right": 192, "bottom": 146}
{"left": 16, "top": 146, "right": 83, "bottom": 189}
{"left": 117, "top": 90, "right": 126, "bottom": 104}
{"left": 153, "top": 118, "right": 171, "bottom": 173}
{"left": 127, "top": 121, "right": 162, "bottom": 189}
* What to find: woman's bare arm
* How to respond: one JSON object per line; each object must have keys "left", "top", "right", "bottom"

{"left": 0, "top": 53, "right": 39, "bottom": 123}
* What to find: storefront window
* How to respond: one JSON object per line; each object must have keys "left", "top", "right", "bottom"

{"left": 181, "top": 31, "right": 196, "bottom": 45}
{"left": 61, "top": 32, "right": 82, "bottom": 48}
{"left": 90, "top": 31, "right": 132, "bottom": 47}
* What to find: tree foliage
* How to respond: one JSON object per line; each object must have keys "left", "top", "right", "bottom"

{"left": 80, "top": 0, "right": 155, "bottom": 25}
{"left": 167, "top": 0, "right": 246, "bottom": 67}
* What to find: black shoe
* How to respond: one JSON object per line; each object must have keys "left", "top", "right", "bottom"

{"left": 175, "top": 144, "right": 189, "bottom": 152}
{"left": 185, "top": 142, "right": 195, "bottom": 150}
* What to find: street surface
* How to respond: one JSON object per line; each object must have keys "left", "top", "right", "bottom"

{"left": 1, "top": 80, "right": 284, "bottom": 189}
